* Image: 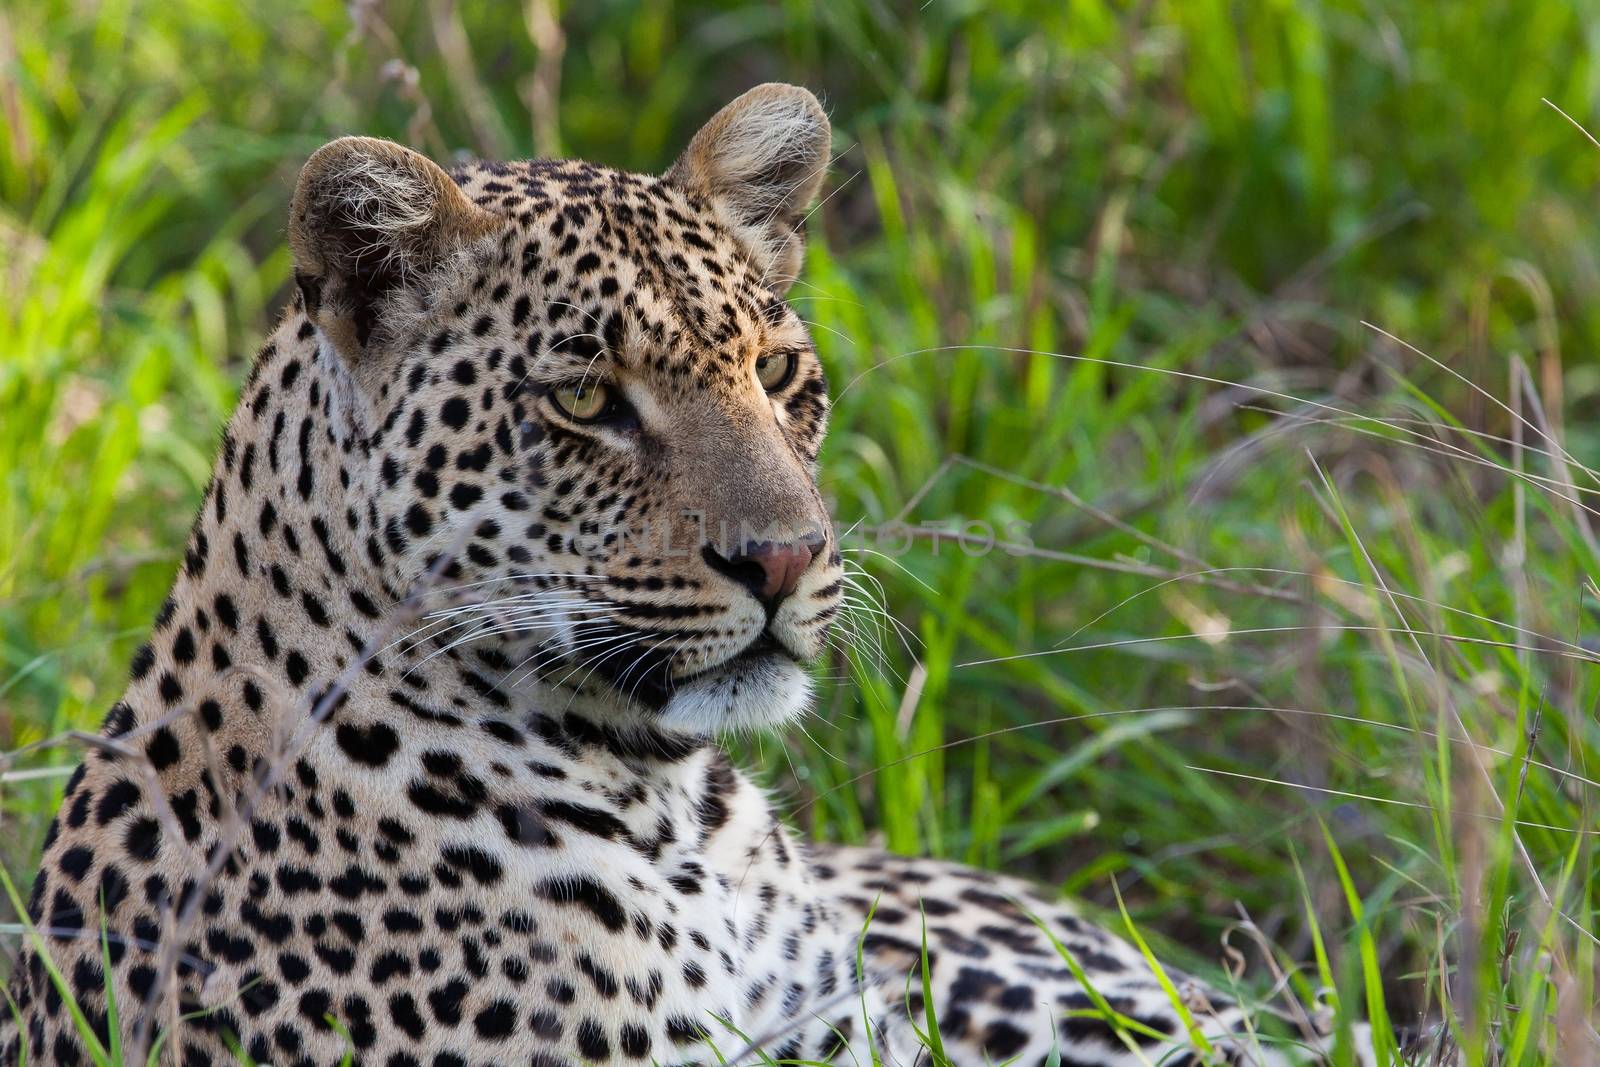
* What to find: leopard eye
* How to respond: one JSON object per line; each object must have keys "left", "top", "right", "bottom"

{"left": 550, "top": 381, "right": 613, "bottom": 422}
{"left": 755, "top": 350, "right": 797, "bottom": 392}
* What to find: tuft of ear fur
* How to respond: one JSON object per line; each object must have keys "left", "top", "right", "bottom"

{"left": 288, "top": 136, "right": 501, "bottom": 357}
{"left": 666, "top": 84, "right": 831, "bottom": 294}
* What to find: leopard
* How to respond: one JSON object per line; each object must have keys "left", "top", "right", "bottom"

{"left": 2, "top": 84, "right": 1391, "bottom": 1067}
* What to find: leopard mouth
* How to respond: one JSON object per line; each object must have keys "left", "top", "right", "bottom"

{"left": 670, "top": 629, "right": 799, "bottom": 687}
{"left": 554, "top": 623, "right": 800, "bottom": 714}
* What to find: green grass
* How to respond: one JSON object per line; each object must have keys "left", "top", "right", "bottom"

{"left": 3, "top": 0, "right": 1599, "bottom": 1062}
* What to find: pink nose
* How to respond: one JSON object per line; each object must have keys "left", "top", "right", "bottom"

{"left": 739, "top": 541, "right": 816, "bottom": 602}
{"left": 706, "top": 533, "right": 824, "bottom": 606}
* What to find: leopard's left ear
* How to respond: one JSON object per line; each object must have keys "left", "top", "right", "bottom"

{"left": 666, "top": 84, "right": 830, "bottom": 294}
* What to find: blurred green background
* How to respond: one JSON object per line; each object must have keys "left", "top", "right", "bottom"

{"left": 2, "top": 1, "right": 1598, "bottom": 1058}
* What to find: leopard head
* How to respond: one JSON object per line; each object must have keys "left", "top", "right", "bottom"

{"left": 286, "top": 84, "right": 841, "bottom": 734}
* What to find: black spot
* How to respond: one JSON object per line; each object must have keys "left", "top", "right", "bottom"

{"left": 576, "top": 1018, "right": 610, "bottom": 1060}
{"left": 536, "top": 875, "right": 626, "bottom": 931}
{"left": 58, "top": 847, "right": 93, "bottom": 882}
{"left": 667, "top": 1015, "right": 709, "bottom": 1044}
{"left": 129, "top": 963, "right": 157, "bottom": 1002}
{"left": 382, "top": 909, "right": 424, "bottom": 935}
{"left": 298, "top": 989, "right": 332, "bottom": 1029}
{"left": 279, "top": 953, "right": 312, "bottom": 984}
{"left": 576, "top": 952, "right": 619, "bottom": 998}
{"left": 387, "top": 992, "right": 426, "bottom": 1040}
{"left": 301, "top": 592, "right": 330, "bottom": 628}
{"left": 95, "top": 780, "right": 141, "bottom": 825}
{"left": 285, "top": 650, "right": 310, "bottom": 686}
{"left": 257, "top": 616, "right": 279, "bottom": 659}
{"left": 472, "top": 999, "right": 517, "bottom": 1040}
{"left": 496, "top": 803, "right": 557, "bottom": 847}
{"left": 145, "top": 728, "right": 180, "bottom": 771}
{"left": 102, "top": 702, "right": 134, "bottom": 737}
{"left": 539, "top": 799, "right": 629, "bottom": 842}
{"left": 406, "top": 776, "right": 484, "bottom": 819}
{"left": 349, "top": 589, "right": 382, "bottom": 619}
{"left": 49, "top": 887, "right": 84, "bottom": 933}
{"left": 440, "top": 845, "right": 503, "bottom": 886}
{"left": 982, "top": 1019, "right": 1030, "bottom": 1059}
{"left": 426, "top": 978, "right": 468, "bottom": 1026}
{"left": 369, "top": 950, "right": 411, "bottom": 984}
{"left": 336, "top": 721, "right": 400, "bottom": 767}
{"left": 620, "top": 1023, "right": 651, "bottom": 1059}
{"left": 528, "top": 1008, "right": 562, "bottom": 1039}
{"left": 440, "top": 397, "right": 470, "bottom": 430}
{"left": 129, "top": 644, "right": 156, "bottom": 681}
{"left": 125, "top": 818, "right": 161, "bottom": 862}
{"left": 97, "top": 864, "right": 128, "bottom": 912}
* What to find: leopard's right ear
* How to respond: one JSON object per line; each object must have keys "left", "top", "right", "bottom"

{"left": 288, "top": 137, "right": 502, "bottom": 359}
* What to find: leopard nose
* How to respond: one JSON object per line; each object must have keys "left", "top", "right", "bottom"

{"left": 704, "top": 532, "right": 824, "bottom": 606}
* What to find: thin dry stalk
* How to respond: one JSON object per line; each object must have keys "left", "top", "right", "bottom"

{"left": 521, "top": 0, "right": 565, "bottom": 157}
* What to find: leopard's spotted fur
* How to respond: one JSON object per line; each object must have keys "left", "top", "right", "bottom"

{"left": 4, "top": 85, "right": 1376, "bottom": 1067}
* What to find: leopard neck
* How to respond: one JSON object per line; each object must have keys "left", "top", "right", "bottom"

{"left": 101, "top": 309, "right": 390, "bottom": 742}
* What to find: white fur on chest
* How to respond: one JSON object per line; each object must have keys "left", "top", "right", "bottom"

{"left": 272, "top": 700, "right": 842, "bottom": 1059}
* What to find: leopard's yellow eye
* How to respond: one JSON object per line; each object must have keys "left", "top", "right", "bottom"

{"left": 755, "top": 350, "right": 797, "bottom": 392}
{"left": 550, "top": 381, "right": 612, "bottom": 422}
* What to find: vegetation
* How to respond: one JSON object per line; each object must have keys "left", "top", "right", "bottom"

{"left": 2, "top": 0, "right": 1598, "bottom": 1061}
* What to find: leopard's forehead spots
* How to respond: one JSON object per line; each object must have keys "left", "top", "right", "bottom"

{"left": 449, "top": 158, "right": 808, "bottom": 389}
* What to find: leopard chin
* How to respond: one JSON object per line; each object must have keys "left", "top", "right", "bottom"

{"left": 656, "top": 650, "right": 813, "bottom": 736}
{"left": 535, "top": 624, "right": 817, "bottom": 734}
